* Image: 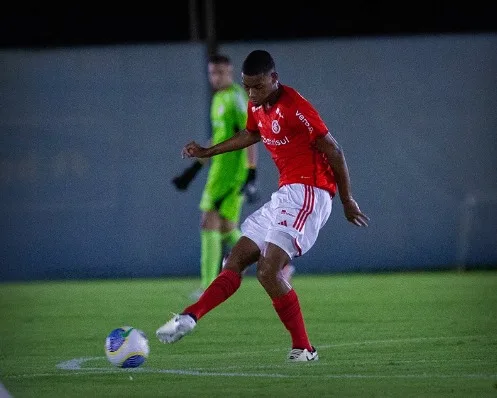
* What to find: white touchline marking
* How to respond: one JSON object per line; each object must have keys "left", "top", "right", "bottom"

{"left": 212, "top": 357, "right": 497, "bottom": 371}
{"left": 5, "top": 335, "right": 496, "bottom": 381}
{"left": 318, "top": 334, "right": 489, "bottom": 349}
{"left": 56, "top": 357, "right": 102, "bottom": 370}
{"left": 7, "top": 368, "right": 497, "bottom": 380}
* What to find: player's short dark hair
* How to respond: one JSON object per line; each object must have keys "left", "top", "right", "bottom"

{"left": 242, "top": 50, "right": 275, "bottom": 76}
{"left": 208, "top": 54, "right": 231, "bottom": 65}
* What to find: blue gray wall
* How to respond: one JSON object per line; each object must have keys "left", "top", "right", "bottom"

{"left": 1, "top": 35, "right": 496, "bottom": 281}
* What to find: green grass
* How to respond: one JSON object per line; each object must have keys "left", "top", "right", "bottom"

{"left": 1, "top": 270, "right": 496, "bottom": 397}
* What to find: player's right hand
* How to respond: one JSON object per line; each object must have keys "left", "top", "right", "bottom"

{"left": 181, "top": 141, "right": 205, "bottom": 159}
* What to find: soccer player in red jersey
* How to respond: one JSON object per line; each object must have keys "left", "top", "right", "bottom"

{"left": 156, "top": 50, "right": 370, "bottom": 361}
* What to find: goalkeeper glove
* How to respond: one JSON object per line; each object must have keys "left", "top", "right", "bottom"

{"left": 242, "top": 168, "right": 260, "bottom": 204}
{"left": 172, "top": 161, "right": 203, "bottom": 191}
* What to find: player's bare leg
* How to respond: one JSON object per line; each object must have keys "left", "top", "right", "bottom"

{"left": 221, "top": 227, "right": 295, "bottom": 283}
{"left": 221, "top": 236, "right": 261, "bottom": 274}
{"left": 256, "top": 242, "right": 292, "bottom": 298}
{"left": 258, "top": 242, "right": 318, "bottom": 362}
{"left": 219, "top": 217, "right": 243, "bottom": 273}
{"left": 281, "top": 263, "right": 295, "bottom": 283}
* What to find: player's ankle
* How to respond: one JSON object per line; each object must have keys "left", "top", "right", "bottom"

{"left": 182, "top": 312, "right": 197, "bottom": 322}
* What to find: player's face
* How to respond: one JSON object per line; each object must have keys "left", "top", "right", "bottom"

{"left": 242, "top": 72, "right": 277, "bottom": 106}
{"left": 208, "top": 62, "right": 233, "bottom": 91}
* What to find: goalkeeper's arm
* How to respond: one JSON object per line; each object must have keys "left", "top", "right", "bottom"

{"left": 171, "top": 160, "right": 203, "bottom": 191}
{"left": 172, "top": 138, "right": 210, "bottom": 191}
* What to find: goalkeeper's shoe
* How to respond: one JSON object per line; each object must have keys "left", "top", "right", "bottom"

{"left": 156, "top": 313, "right": 196, "bottom": 343}
{"left": 287, "top": 346, "right": 319, "bottom": 362}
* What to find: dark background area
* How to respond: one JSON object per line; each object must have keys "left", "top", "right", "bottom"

{"left": 1, "top": 2, "right": 496, "bottom": 49}
{"left": 1, "top": 3, "right": 496, "bottom": 280}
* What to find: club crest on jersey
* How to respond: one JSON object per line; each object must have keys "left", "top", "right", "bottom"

{"left": 271, "top": 120, "right": 281, "bottom": 134}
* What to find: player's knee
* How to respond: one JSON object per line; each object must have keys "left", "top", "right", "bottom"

{"left": 224, "top": 238, "right": 260, "bottom": 274}
{"left": 256, "top": 258, "right": 278, "bottom": 285}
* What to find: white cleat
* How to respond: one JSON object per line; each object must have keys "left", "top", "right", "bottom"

{"left": 287, "top": 346, "right": 319, "bottom": 362}
{"left": 156, "top": 313, "right": 196, "bottom": 343}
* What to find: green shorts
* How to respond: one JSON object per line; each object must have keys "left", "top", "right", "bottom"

{"left": 199, "top": 185, "right": 245, "bottom": 223}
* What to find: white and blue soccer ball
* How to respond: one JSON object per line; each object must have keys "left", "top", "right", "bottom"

{"left": 105, "top": 326, "right": 150, "bottom": 368}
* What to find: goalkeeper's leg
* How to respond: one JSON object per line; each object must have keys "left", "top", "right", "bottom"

{"left": 200, "top": 228, "right": 222, "bottom": 289}
{"left": 189, "top": 210, "right": 224, "bottom": 301}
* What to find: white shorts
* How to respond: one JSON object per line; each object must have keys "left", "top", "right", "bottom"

{"left": 241, "top": 183, "right": 332, "bottom": 259}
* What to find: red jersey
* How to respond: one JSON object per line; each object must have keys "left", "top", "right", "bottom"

{"left": 246, "top": 85, "right": 337, "bottom": 197}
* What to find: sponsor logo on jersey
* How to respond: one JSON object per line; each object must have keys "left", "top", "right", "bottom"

{"left": 261, "top": 135, "right": 290, "bottom": 146}
{"left": 296, "top": 110, "right": 313, "bottom": 134}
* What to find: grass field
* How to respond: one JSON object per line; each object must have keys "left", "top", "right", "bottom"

{"left": 0, "top": 270, "right": 496, "bottom": 397}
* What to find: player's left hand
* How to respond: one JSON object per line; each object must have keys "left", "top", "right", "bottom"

{"left": 342, "top": 198, "right": 370, "bottom": 227}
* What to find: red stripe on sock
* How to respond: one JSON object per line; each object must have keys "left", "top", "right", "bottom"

{"left": 272, "top": 289, "right": 312, "bottom": 351}
{"left": 183, "top": 269, "right": 241, "bottom": 321}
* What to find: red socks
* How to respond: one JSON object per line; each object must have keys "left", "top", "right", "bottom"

{"left": 272, "top": 289, "right": 312, "bottom": 351}
{"left": 182, "top": 271, "right": 312, "bottom": 351}
{"left": 183, "top": 269, "right": 241, "bottom": 321}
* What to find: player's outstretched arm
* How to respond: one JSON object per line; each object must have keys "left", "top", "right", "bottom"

{"left": 314, "top": 132, "right": 370, "bottom": 227}
{"left": 182, "top": 129, "right": 260, "bottom": 159}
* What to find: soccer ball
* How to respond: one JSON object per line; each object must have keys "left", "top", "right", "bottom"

{"left": 104, "top": 326, "right": 150, "bottom": 368}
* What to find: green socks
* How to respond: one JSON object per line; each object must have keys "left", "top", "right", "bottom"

{"left": 200, "top": 230, "right": 222, "bottom": 289}
{"left": 200, "top": 228, "right": 243, "bottom": 289}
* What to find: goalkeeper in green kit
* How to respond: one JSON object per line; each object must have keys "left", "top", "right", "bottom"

{"left": 172, "top": 54, "right": 294, "bottom": 299}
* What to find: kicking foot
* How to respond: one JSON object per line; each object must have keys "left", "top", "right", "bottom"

{"left": 156, "top": 313, "right": 196, "bottom": 343}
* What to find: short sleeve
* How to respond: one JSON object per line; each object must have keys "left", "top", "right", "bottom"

{"left": 246, "top": 103, "right": 259, "bottom": 133}
{"left": 293, "top": 95, "right": 329, "bottom": 139}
